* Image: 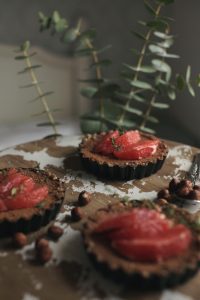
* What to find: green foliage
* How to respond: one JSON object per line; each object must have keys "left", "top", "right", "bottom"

{"left": 38, "top": 1, "right": 199, "bottom": 134}
{"left": 15, "top": 41, "right": 59, "bottom": 135}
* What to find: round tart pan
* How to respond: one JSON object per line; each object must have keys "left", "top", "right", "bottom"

{"left": 82, "top": 201, "right": 200, "bottom": 289}
{"left": 79, "top": 132, "right": 168, "bottom": 181}
{"left": 0, "top": 168, "right": 65, "bottom": 237}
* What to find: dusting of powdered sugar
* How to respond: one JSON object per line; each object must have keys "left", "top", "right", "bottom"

{"left": 22, "top": 293, "right": 40, "bottom": 300}
{"left": 168, "top": 145, "right": 193, "bottom": 175}
{"left": 160, "top": 290, "right": 194, "bottom": 300}
{"left": 64, "top": 170, "right": 157, "bottom": 200}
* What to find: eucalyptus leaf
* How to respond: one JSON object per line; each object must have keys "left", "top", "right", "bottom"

{"left": 55, "top": 19, "right": 68, "bottom": 33}
{"left": 37, "top": 122, "right": 60, "bottom": 127}
{"left": 20, "top": 41, "right": 31, "bottom": 52}
{"left": 94, "top": 83, "right": 120, "bottom": 98}
{"left": 196, "top": 74, "right": 200, "bottom": 87}
{"left": 115, "top": 91, "right": 146, "bottom": 103}
{"left": 158, "top": 53, "right": 180, "bottom": 59}
{"left": 187, "top": 82, "right": 195, "bottom": 97}
{"left": 113, "top": 103, "right": 143, "bottom": 116}
{"left": 129, "top": 79, "right": 153, "bottom": 90}
{"left": 149, "top": 44, "right": 166, "bottom": 56}
{"left": 80, "top": 116, "right": 107, "bottom": 133}
{"left": 147, "top": 115, "right": 159, "bottom": 123}
{"left": 38, "top": 12, "right": 51, "bottom": 31}
{"left": 15, "top": 52, "right": 37, "bottom": 60}
{"left": 140, "top": 126, "right": 155, "bottom": 134}
{"left": 152, "top": 102, "right": 169, "bottom": 109}
{"left": 186, "top": 65, "right": 191, "bottom": 83}
{"left": 176, "top": 74, "right": 185, "bottom": 91}
{"left": 154, "top": 31, "right": 173, "bottom": 39}
{"left": 152, "top": 59, "right": 171, "bottom": 80}
{"left": 63, "top": 28, "right": 78, "bottom": 43}
{"left": 52, "top": 11, "right": 60, "bottom": 23}
{"left": 29, "top": 91, "right": 54, "bottom": 103}
{"left": 132, "top": 31, "right": 146, "bottom": 41}
{"left": 147, "top": 20, "right": 168, "bottom": 31}
{"left": 167, "top": 88, "right": 176, "bottom": 100}
{"left": 80, "top": 86, "right": 98, "bottom": 98}
{"left": 20, "top": 82, "right": 42, "bottom": 88}
{"left": 144, "top": 0, "right": 156, "bottom": 15}
{"left": 18, "top": 65, "right": 42, "bottom": 74}
{"left": 124, "top": 64, "right": 156, "bottom": 74}
{"left": 90, "top": 59, "right": 112, "bottom": 68}
{"left": 157, "top": 38, "right": 173, "bottom": 48}
{"left": 80, "top": 29, "right": 96, "bottom": 40}
{"left": 138, "top": 21, "right": 147, "bottom": 26}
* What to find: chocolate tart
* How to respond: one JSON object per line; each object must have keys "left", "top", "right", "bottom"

{"left": 82, "top": 201, "right": 200, "bottom": 289}
{"left": 0, "top": 168, "right": 65, "bottom": 237}
{"left": 79, "top": 131, "right": 168, "bottom": 180}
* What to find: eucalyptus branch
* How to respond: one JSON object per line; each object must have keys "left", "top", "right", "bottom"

{"left": 118, "top": 2, "right": 163, "bottom": 126}
{"left": 38, "top": 11, "right": 112, "bottom": 131}
{"left": 15, "top": 41, "right": 58, "bottom": 135}
{"left": 74, "top": 19, "right": 105, "bottom": 123}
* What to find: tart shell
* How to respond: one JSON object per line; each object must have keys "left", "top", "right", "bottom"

{"left": 79, "top": 132, "right": 168, "bottom": 180}
{"left": 0, "top": 168, "right": 65, "bottom": 237}
{"left": 82, "top": 201, "right": 200, "bottom": 289}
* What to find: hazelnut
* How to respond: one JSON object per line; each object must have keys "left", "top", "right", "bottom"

{"left": 176, "top": 186, "right": 191, "bottom": 198}
{"left": 78, "top": 191, "right": 91, "bottom": 206}
{"left": 188, "top": 189, "right": 200, "bottom": 200}
{"left": 13, "top": 232, "right": 27, "bottom": 248}
{"left": 37, "top": 246, "right": 52, "bottom": 264}
{"left": 177, "top": 179, "right": 193, "bottom": 190}
{"left": 157, "top": 189, "right": 170, "bottom": 199}
{"left": 71, "top": 207, "right": 84, "bottom": 221}
{"left": 193, "top": 185, "right": 200, "bottom": 191}
{"left": 48, "top": 225, "right": 64, "bottom": 240}
{"left": 35, "top": 238, "right": 49, "bottom": 250}
{"left": 169, "top": 178, "right": 179, "bottom": 193}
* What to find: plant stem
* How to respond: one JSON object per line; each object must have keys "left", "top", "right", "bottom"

{"left": 118, "top": 2, "right": 163, "bottom": 126}
{"left": 23, "top": 50, "right": 58, "bottom": 135}
{"left": 76, "top": 19, "right": 104, "bottom": 129}
{"left": 140, "top": 93, "right": 156, "bottom": 129}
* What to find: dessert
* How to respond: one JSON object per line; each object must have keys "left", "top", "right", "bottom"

{"left": 82, "top": 200, "right": 200, "bottom": 288}
{"left": 0, "top": 168, "right": 65, "bottom": 237}
{"left": 79, "top": 130, "right": 168, "bottom": 180}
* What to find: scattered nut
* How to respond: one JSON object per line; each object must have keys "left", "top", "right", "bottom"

{"left": 169, "top": 178, "right": 179, "bottom": 193}
{"left": 193, "top": 185, "right": 200, "bottom": 191}
{"left": 71, "top": 207, "right": 84, "bottom": 221}
{"left": 176, "top": 186, "right": 191, "bottom": 198}
{"left": 37, "top": 246, "right": 52, "bottom": 264}
{"left": 78, "top": 191, "right": 91, "bottom": 206}
{"left": 177, "top": 179, "right": 193, "bottom": 190}
{"left": 13, "top": 232, "right": 27, "bottom": 248}
{"left": 188, "top": 189, "right": 200, "bottom": 200}
{"left": 157, "top": 189, "right": 170, "bottom": 199}
{"left": 35, "top": 238, "right": 49, "bottom": 250}
{"left": 48, "top": 225, "right": 64, "bottom": 240}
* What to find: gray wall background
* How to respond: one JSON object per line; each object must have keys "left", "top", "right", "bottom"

{"left": 0, "top": 0, "right": 200, "bottom": 146}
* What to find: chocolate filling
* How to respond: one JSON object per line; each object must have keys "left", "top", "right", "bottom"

{"left": 0, "top": 168, "right": 65, "bottom": 237}
{"left": 79, "top": 132, "right": 168, "bottom": 180}
{"left": 82, "top": 201, "right": 200, "bottom": 288}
